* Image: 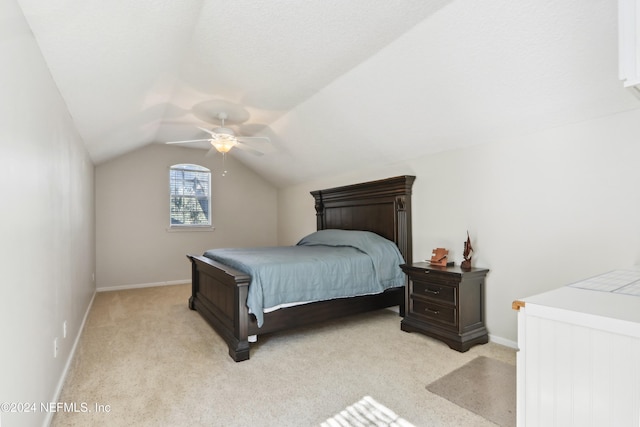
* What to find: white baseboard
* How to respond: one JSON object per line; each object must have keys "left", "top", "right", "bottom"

{"left": 44, "top": 289, "right": 96, "bottom": 427}
{"left": 96, "top": 279, "right": 190, "bottom": 293}
{"left": 489, "top": 333, "right": 518, "bottom": 349}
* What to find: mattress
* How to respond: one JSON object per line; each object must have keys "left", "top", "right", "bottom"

{"left": 203, "top": 229, "right": 405, "bottom": 327}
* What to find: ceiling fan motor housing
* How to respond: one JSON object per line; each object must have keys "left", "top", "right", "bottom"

{"left": 213, "top": 127, "right": 235, "bottom": 137}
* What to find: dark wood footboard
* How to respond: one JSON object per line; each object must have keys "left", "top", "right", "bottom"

{"left": 188, "top": 254, "right": 404, "bottom": 362}
{"left": 188, "top": 254, "right": 252, "bottom": 361}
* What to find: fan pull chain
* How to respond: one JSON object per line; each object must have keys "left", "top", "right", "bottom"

{"left": 221, "top": 152, "right": 228, "bottom": 177}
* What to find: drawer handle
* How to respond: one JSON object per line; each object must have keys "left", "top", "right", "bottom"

{"left": 425, "top": 308, "right": 440, "bottom": 315}
{"left": 425, "top": 288, "right": 440, "bottom": 295}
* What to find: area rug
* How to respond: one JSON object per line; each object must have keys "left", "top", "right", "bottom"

{"left": 426, "top": 356, "right": 516, "bottom": 427}
{"left": 322, "top": 396, "right": 415, "bottom": 427}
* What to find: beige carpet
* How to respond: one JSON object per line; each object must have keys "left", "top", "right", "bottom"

{"left": 53, "top": 284, "right": 516, "bottom": 426}
{"left": 427, "top": 356, "right": 516, "bottom": 427}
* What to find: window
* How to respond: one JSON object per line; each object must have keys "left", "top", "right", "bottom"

{"left": 169, "top": 164, "right": 211, "bottom": 227}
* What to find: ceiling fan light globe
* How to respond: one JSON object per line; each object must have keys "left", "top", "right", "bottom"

{"left": 211, "top": 139, "right": 236, "bottom": 153}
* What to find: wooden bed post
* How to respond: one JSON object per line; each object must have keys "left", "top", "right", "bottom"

{"left": 395, "top": 194, "right": 412, "bottom": 266}
{"left": 188, "top": 254, "right": 198, "bottom": 310}
{"left": 230, "top": 282, "right": 250, "bottom": 362}
{"left": 314, "top": 192, "right": 324, "bottom": 230}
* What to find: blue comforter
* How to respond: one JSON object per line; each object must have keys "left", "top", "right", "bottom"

{"left": 203, "top": 229, "right": 405, "bottom": 327}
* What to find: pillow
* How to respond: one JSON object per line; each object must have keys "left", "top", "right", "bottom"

{"left": 297, "top": 229, "right": 388, "bottom": 248}
{"left": 298, "top": 229, "right": 405, "bottom": 285}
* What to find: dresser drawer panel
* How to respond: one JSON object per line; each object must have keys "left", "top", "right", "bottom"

{"left": 410, "top": 298, "right": 457, "bottom": 327}
{"left": 425, "top": 271, "right": 459, "bottom": 284}
{"left": 412, "top": 280, "right": 456, "bottom": 305}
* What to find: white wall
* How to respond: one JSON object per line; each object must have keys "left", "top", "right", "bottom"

{"left": 0, "top": 1, "right": 95, "bottom": 426}
{"left": 95, "top": 144, "right": 278, "bottom": 289}
{"left": 278, "top": 108, "right": 640, "bottom": 346}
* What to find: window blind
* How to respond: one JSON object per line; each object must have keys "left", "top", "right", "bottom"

{"left": 169, "top": 164, "right": 211, "bottom": 226}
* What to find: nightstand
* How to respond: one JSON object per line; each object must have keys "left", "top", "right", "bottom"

{"left": 400, "top": 262, "right": 489, "bottom": 352}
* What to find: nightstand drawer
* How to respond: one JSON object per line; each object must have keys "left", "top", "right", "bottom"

{"left": 412, "top": 280, "right": 456, "bottom": 305}
{"left": 411, "top": 298, "right": 457, "bottom": 327}
{"left": 406, "top": 268, "right": 456, "bottom": 285}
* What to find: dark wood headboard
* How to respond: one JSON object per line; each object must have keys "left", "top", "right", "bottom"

{"left": 310, "top": 175, "right": 415, "bottom": 263}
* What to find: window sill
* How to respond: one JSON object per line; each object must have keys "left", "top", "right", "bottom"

{"left": 166, "top": 226, "right": 215, "bottom": 233}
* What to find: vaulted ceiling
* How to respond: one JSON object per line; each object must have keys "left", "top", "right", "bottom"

{"left": 17, "top": 0, "right": 640, "bottom": 187}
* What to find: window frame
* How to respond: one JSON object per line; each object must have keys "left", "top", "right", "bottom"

{"left": 168, "top": 163, "right": 212, "bottom": 230}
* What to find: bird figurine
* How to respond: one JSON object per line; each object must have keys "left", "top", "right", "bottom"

{"left": 461, "top": 231, "right": 473, "bottom": 270}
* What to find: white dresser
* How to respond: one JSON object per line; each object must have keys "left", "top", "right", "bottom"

{"left": 514, "top": 269, "right": 640, "bottom": 427}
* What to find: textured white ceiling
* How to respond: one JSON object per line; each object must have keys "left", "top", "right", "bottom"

{"left": 16, "top": 0, "right": 640, "bottom": 187}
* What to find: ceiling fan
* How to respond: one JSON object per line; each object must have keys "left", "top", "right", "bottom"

{"left": 165, "top": 112, "right": 269, "bottom": 157}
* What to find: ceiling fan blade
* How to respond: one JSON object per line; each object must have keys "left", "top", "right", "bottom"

{"left": 237, "top": 136, "right": 271, "bottom": 143}
{"left": 165, "top": 138, "right": 211, "bottom": 145}
{"left": 198, "top": 127, "right": 217, "bottom": 136}
{"left": 235, "top": 142, "right": 264, "bottom": 156}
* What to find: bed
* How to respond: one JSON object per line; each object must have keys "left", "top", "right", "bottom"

{"left": 187, "top": 175, "right": 415, "bottom": 361}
